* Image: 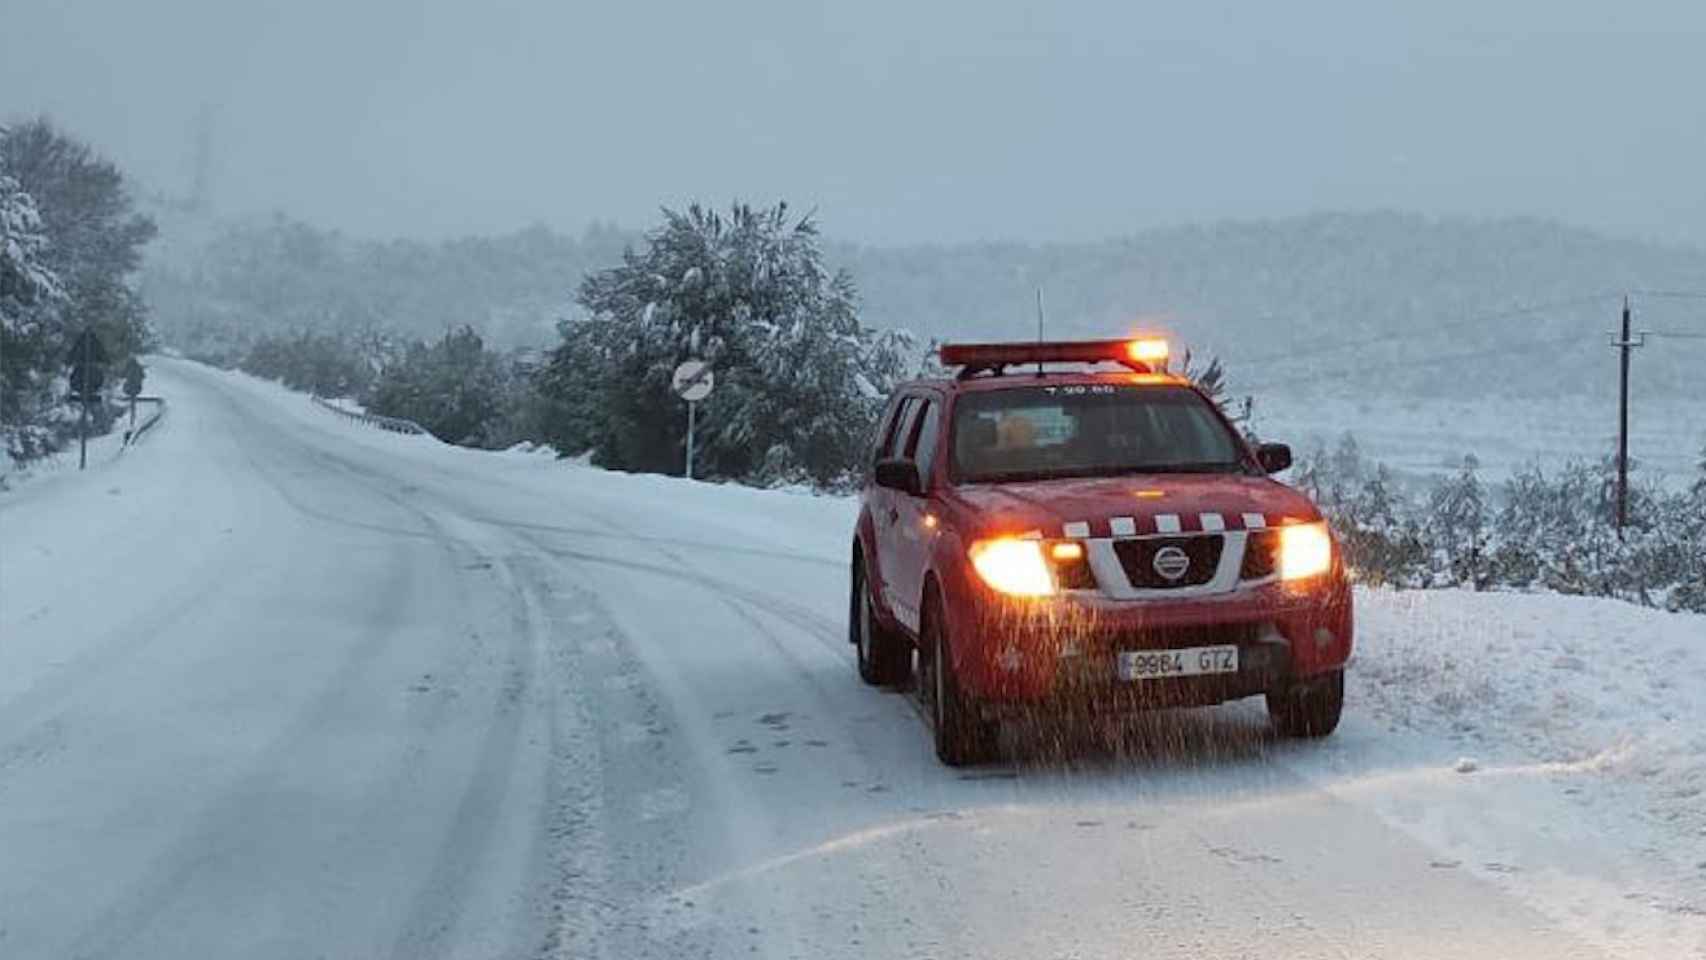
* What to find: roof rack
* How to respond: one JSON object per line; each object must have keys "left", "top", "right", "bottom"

{"left": 939, "top": 338, "right": 1169, "bottom": 379}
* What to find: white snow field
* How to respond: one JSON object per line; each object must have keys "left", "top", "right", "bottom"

{"left": 2, "top": 357, "right": 1703, "bottom": 960}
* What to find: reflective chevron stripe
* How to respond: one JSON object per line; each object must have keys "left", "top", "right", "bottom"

{"left": 1064, "top": 512, "right": 1275, "bottom": 538}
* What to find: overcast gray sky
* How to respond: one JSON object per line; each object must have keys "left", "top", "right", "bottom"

{"left": 4, "top": 0, "right": 1704, "bottom": 246}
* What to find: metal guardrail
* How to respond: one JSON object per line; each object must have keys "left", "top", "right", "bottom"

{"left": 311, "top": 395, "right": 430, "bottom": 436}
{"left": 123, "top": 396, "right": 165, "bottom": 447}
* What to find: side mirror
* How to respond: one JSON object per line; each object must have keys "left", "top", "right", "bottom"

{"left": 873, "top": 458, "right": 923, "bottom": 496}
{"left": 1256, "top": 442, "right": 1293, "bottom": 475}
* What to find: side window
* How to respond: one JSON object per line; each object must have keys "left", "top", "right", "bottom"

{"left": 873, "top": 396, "right": 911, "bottom": 465}
{"left": 884, "top": 397, "right": 920, "bottom": 460}
{"left": 905, "top": 400, "right": 940, "bottom": 483}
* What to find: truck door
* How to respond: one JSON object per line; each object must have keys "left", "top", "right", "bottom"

{"left": 888, "top": 396, "right": 942, "bottom": 635}
{"left": 872, "top": 395, "right": 920, "bottom": 620}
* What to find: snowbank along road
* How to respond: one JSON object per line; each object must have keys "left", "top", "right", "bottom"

{"left": 2, "top": 357, "right": 1703, "bottom": 959}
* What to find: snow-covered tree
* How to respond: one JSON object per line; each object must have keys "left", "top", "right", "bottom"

{"left": 0, "top": 172, "right": 59, "bottom": 305}
{"left": 242, "top": 329, "right": 376, "bottom": 398}
{"left": 1289, "top": 440, "right": 1332, "bottom": 508}
{"left": 367, "top": 326, "right": 508, "bottom": 446}
{"left": 1672, "top": 447, "right": 1706, "bottom": 611}
{"left": 2, "top": 119, "right": 156, "bottom": 464}
{"left": 1693, "top": 443, "right": 1706, "bottom": 502}
{"left": 537, "top": 202, "right": 912, "bottom": 485}
{"left": 1428, "top": 455, "right": 1489, "bottom": 588}
{"left": 1182, "top": 350, "right": 1256, "bottom": 433}
{"left": 1, "top": 119, "right": 157, "bottom": 368}
{"left": 1, "top": 165, "right": 68, "bottom": 461}
{"left": 1338, "top": 462, "right": 1429, "bottom": 587}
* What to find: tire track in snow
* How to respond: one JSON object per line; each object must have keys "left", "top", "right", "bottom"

{"left": 232, "top": 404, "right": 611, "bottom": 960}
{"left": 383, "top": 547, "right": 540, "bottom": 960}
{"left": 488, "top": 509, "right": 952, "bottom": 958}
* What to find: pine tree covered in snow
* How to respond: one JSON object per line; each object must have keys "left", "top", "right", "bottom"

{"left": 536, "top": 203, "right": 912, "bottom": 485}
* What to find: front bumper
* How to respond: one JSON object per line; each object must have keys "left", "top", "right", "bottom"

{"left": 947, "top": 575, "right": 1354, "bottom": 707}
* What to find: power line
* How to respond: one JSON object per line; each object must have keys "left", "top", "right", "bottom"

{"left": 1235, "top": 331, "right": 1589, "bottom": 393}
{"left": 1632, "top": 289, "right": 1706, "bottom": 301}
{"left": 1648, "top": 330, "right": 1706, "bottom": 340}
{"left": 1229, "top": 292, "right": 1622, "bottom": 369}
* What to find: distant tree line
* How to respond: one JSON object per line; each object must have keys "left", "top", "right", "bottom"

{"left": 1294, "top": 435, "right": 1706, "bottom": 613}
{"left": 1, "top": 118, "right": 156, "bottom": 465}
{"left": 143, "top": 214, "right": 636, "bottom": 366}
{"left": 238, "top": 203, "right": 914, "bottom": 485}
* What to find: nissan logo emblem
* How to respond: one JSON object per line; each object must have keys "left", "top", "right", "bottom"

{"left": 1152, "top": 545, "right": 1191, "bottom": 581}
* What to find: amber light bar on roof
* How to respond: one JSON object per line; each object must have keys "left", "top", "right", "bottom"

{"left": 939, "top": 338, "right": 1169, "bottom": 377}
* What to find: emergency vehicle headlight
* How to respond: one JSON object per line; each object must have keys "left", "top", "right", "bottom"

{"left": 1278, "top": 522, "right": 1332, "bottom": 581}
{"left": 968, "top": 538, "right": 1055, "bottom": 597}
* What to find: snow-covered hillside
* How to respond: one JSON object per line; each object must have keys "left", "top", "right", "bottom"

{"left": 2, "top": 357, "right": 1702, "bottom": 959}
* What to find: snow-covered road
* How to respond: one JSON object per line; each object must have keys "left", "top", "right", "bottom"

{"left": 2, "top": 358, "right": 1702, "bottom": 959}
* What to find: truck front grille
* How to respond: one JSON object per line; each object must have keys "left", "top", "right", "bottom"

{"left": 1112, "top": 535, "right": 1223, "bottom": 588}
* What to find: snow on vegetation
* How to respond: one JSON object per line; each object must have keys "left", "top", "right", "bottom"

{"left": 1286, "top": 434, "right": 1706, "bottom": 613}
{"left": 1, "top": 120, "right": 157, "bottom": 468}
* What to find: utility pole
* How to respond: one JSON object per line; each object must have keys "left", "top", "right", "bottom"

{"left": 1610, "top": 296, "right": 1647, "bottom": 538}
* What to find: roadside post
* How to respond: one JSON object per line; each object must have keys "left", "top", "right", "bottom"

{"left": 670, "top": 359, "right": 714, "bottom": 479}
{"left": 67, "top": 328, "right": 108, "bottom": 470}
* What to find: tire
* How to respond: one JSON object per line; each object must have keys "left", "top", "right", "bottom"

{"left": 921, "top": 589, "right": 998, "bottom": 766}
{"left": 852, "top": 557, "right": 909, "bottom": 686}
{"left": 1267, "top": 670, "right": 1345, "bottom": 739}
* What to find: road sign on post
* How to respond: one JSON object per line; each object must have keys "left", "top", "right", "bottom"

{"left": 66, "top": 328, "right": 108, "bottom": 470}
{"left": 123, "top": 357, "right": 145, "bottom": 398}
{"left": 671, "top": 359, "right": 715, "bottom": 479}
{"left": 123, "top": 357, "right": 146, "bottom": 438}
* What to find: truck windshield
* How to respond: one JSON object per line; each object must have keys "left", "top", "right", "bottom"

{"left": 950, "top": 384, "right": 1247, "bottom": 483}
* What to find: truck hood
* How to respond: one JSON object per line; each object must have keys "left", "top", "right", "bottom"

{"left": 949, "top": 473, "right": 1320, "bottom": 538}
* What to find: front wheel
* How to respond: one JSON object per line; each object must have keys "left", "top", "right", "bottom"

{"left": 1267, "top": 671, "right": 1345, "bottom": 738}
{"left": 852, "top": 558, "right": 909, "bottom": 686}
{"left": 921, "top": 589, "right": 998, "bottom": 766}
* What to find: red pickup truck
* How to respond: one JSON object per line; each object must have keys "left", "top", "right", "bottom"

{"left": 849, "top": 338, "right": 1353, "bottom": 765}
